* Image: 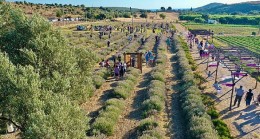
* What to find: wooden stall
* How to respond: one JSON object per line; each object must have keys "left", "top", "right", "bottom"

{"left": 124, "top": 52, "right": 143, "bottom": 73}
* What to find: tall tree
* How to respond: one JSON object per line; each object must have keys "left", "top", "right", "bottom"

{"left": 56, "top": 9, "right": 63, "bottom": 19}
{"left": 160, "top": 7, "right": 165, "bottom": 11}
{"left": 202, "top": 14, "right": 210, "bottom": 21}
{"left": 167, "top": 6, "right": 172, "bottom": 11}
{"left": 0, "top": 3, "right": 97, "bottom": 137}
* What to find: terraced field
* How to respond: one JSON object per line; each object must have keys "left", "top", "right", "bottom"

{"left": 183, "top": 23, "right": 259, "bottom": 36}
{"left": 216, "top": 36, "right": 260, "bottom": 54}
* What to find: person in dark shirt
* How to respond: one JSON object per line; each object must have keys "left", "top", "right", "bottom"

{"left": 245, "top": 89, "right": 254, "bottom": 106}
{"left": 107, "top": 40, "right": 110, "bottom": 47}
{"left": 132, "top": 57, "right": 135, "bottom": 67}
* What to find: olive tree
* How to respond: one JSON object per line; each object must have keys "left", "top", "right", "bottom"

{"left": 0, "top": 3, "right": 96, "bottom": 138}
{"left": 159, "top": 13, "right": 166, "bottom": 19}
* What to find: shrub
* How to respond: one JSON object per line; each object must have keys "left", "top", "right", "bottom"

{"left": 137, "top": 118, "right": 158, "bottom": 133}
{"left": 149, "top": 80, "right": 165, "bottom": 88}
{"left": 138, "top": 130, "right": 163, "bottom": 139}
{"left": 92, "top": 117, "right": 114, "bottom": 136}
{"left": 148, "top": 87, "right": 165, "bottom": 100}
{"left": 174, "top": 35, "right": 219, "bottom": 139}
{"left": 96, "top": 68, "right": 109, "bottom": 79}
{"left": 152, "top": 65, "right": 166, "bottom": 75}
{"left": 189, "top": 116, "right": 218, "bottom": 139}
{"left": 105, "top": 99, "right": 125, "bottom": 109}
{"left": 207, "top": 109, "right": 220, "bottom": 119}
{"left": 125, "top": 74, "right": 138, "bottom": 83}
{"left": 212, "top": 119, "right": 232, "bottom": 139}
{"left": 92, "top": 99, "right": 125, "bottom": 136}
{"left": 151, "top": 71, "right": 165, "bottom": 82}
{"left": 144, "top": 96, "right": 163, "bottom": 110}
{"left": 128, "top": 67, "right": 141, "bottom": 77}
{"left": 116, "top": 80, "right": 134, "bottom": 91}
{"left": 113, "top": 86, "right": 129, "bottom": 99}
{"left": 93, "top": 75, "right": 105, "bottom": 89}
{"left": 0, "top": 120, "right": 6, "bottom": 134}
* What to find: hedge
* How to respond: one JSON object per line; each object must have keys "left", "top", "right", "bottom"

{"left": 92, "top": 67, "right": 141, "bottom": 136}
{"left": 174, "top": 35, "right": 219, "bottom": 139}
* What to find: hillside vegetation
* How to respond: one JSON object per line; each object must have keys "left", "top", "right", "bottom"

{"left": 10, "top": 1, "right": 143, "bottom": 20}
{"left": 194, "top": 1, "right": 260, "bottom": 14}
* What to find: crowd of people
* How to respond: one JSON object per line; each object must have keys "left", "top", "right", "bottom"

{"left": 99, "top": 53, "right": 127, "bottom": 81}
{"left": 187, "top": 33, "right": 215, "bottom": 60}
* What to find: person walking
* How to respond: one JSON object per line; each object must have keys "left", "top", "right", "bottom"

{"left": 235, "top": 64, "right": 241, "bottom": 78}
{"left": 107, "top": 40, "right": 110, "bottom": 47}
{"left": 245, "top": 89, "right": 254, "bottom": 106}
{"left": 200, "top": 40, "right": 203, "bottom": 47}
{"left": 145, "top": 52, "right": 150, "bottom": 66}
{"left": 112, "top": 55, "right": 116, "bottom": 64}
{"left": 149, "top": 54, "right": 155, "bottom": 66}
{"left": 234, "top": 86, "right": 245, "bottom": 107}
{"left": 198, "top": 43, "right": 203, "bottom": 59}
{"left": 105, "top": 60, "right": 110, "bottom": 68}
{"left": 114, "top": 65, "right": 120, "bottom": 81}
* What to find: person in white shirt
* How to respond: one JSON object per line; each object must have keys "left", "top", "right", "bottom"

{"left": 234, "top": 86, "right": 245, "bottom": 107}
{"left": 204, "top": 41, "right": 209, "bottom": 50}
{"left": 198, "top": 43, "right": 203, "bottom": 59}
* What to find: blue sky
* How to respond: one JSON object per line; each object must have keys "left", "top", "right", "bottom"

{"left": 9, "top": 0, "right": 260, "bottom": 9}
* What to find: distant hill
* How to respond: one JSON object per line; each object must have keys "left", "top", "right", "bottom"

{"left": 195, "top": 3, "right": 224, "bottom": 11}
{"left": 194, "top": 1, "right": 260, "bottom": 14}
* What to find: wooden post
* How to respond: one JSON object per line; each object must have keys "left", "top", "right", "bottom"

{"left": 255, "top": 57, "right": 260, "bottom": 89}
{"left": 207, "top": 29, "right": 210, "bottom": 42}
{"left": 206, "top": 55, "right": 210, "bottom": 71}
{"left": 214, "top": 50, "right": 220, "bottom": 83}
{"left": 137, "top": 53, "right": 143, "bottom": 73}
{"left": 124, "top": 53, "right": 126, "bottom": 63}
{"left": 215, "top": 61, "right": 219, "bottom": 83}
{"left": 229, "top": 72, "right": 236, "bottom": 111}
{"left": 212, "top": 31, "right": 214, "bottom": 43}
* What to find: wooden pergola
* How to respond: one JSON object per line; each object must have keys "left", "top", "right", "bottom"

{"left": 189, "top": 29, "right": 213, "bottom": 36}
{"left": 209, "top": 46, "right": 260, "bottom": 111}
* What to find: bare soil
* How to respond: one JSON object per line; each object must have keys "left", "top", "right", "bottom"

{"left": 165, "top": 44, "right": 186, "bottom": 139}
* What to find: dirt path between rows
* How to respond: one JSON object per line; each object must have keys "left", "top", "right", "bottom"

{"left": 165, "top": 44, "right": 186, "bottom": 139}
{"left": 81, "top": 76, "right": 117, "bottom": 123}
{"left": 109, "top": 66, "right": 151, "bottom": 139}
{"left": 174, "top": 23, "right": 260, "bottom": 139}
{"left": 110, "top": 35, "right": 173, "bottom": 139}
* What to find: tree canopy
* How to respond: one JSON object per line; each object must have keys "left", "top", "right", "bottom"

{"left": 159, "top": 13, "right": 166, "bottom": 19}
{"left": 167, "top": 6, "right": 172, "bottom": 11}
{"left": 160, "top": 7, "right": 166, "bottom": 11}
{"left": 0, "top": 3, "right": 98, "bottom": 138}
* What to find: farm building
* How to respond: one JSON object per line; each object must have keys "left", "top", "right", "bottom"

{"left": 208, "top": 19, "right": 218, "bottom": 24}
